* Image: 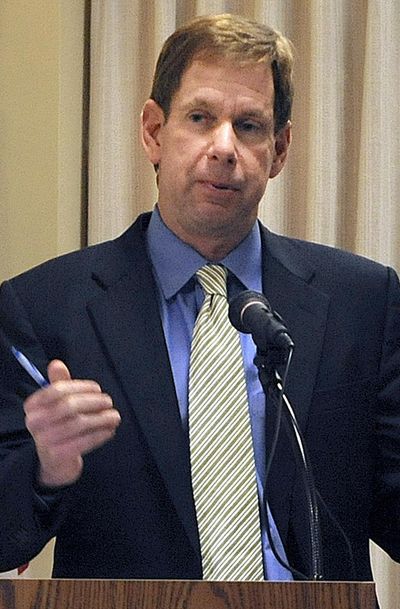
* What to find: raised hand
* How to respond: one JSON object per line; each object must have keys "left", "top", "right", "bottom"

{"left": 24, "top": 360, "right": 121, "bottom": 487}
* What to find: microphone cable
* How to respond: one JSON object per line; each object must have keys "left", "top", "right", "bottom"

{"left": 229, "top": 289, "right": 357, "bottom": 580}
{"left": 261, "top": 349, "right": 357, "bottom": 581}
{"left": 260, "top": 345, "right": 311, "bottom": 580}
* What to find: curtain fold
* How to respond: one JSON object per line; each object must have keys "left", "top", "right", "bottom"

{"left": 88, "top": 2, "right": 400, "bottom": 607}
{"left": 355, "top": 0, "right": 400, "bottom": 265}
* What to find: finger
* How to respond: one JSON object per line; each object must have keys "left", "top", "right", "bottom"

{"left": 74, "top": 428, "right": 120, "bottom": 456}
{"left": 37, "top": 410, "right": 121, "bottom": 452}
{"left": 26, "top": 392, "right": 116, "bottom": 431}
{"left": 48, "top": 359, "right": 71, "bottom": 383}
{"left": 24, "top": 378, "right": 103, "bottom": 417}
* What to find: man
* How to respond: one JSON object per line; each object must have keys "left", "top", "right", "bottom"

{"left": 0, "top": 14, "right": 400, "bottom": 583}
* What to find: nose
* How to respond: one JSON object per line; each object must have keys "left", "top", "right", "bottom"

{"left": 207, "top": 122, "right": 237, "bottom": 166}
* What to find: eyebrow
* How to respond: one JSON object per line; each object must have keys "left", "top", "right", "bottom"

{"left": 180, "top": 97, "right": 215, "bottom": 112}
{"left": 180, "top": 97, "right": 272, "bottom": 121}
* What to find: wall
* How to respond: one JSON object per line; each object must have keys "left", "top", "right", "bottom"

{"left": 0, "top": 0, "right": 85, "bottom": 283}
{"left": 0, "top": 0, "right": 86, "bottom": 576}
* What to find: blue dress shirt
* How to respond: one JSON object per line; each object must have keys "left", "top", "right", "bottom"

{"left": 146, "top": 206, "right": 292, "bottom": 580}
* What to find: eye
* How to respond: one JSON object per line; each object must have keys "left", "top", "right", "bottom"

{"left": 235, "top": 119, "right": 263, "bottom": 133}
{"left": 189, "top": 112, "right": 207, "bottom": 123}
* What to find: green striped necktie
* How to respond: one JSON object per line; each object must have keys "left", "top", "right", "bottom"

{"left": 189, "top": 264, "right": 264, "bottom": 581}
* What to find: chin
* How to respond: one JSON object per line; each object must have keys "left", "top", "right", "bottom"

{"left": 191, "top": 217, "right": 242, "bottom": 241}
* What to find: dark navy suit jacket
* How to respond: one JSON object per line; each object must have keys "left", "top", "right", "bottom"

{"left": 1, "top": 212, "right": 400, "bottom": 580}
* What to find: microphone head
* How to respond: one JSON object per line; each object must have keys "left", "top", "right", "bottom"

{"left": 228, "top": 290, "right": 272, "bottom": 333}
{"left": 229, "top": 290, "right": 294, "bottom": 351}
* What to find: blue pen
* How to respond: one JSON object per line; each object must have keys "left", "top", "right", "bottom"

{"left": 11, "top": 346, "right": 49, "bottom": 388}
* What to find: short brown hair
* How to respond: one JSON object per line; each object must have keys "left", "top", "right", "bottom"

{"left": 150, "top": 13, "right": 294, "bottom": 133}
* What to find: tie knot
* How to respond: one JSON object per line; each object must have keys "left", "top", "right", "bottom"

{"left": 196, "top": 265, "right": 227, "bottom": 297}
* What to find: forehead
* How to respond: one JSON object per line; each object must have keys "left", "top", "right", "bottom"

{"left": 172, "top": 57, "right": 275, "bottom": 113}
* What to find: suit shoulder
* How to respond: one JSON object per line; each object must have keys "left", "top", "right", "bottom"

{"left": 8, "top": 238, "right": 115, "bottom": 290}
{"left": 265, "top": 229, "right": 393, "bottom": 282}
{"left": 5, "top": 215, "right": 149, "bottom": 294}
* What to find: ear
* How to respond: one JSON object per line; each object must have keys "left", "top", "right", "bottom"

{"left": 269, "top": 121, "right": 292, "bottom": 178}
{"left": 141, "top": 99, "right": 165, "bottom": 165}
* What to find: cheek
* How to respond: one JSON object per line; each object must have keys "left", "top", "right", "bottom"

{"left": 247, "top": 153, "right": 272, "bottom": 186}
{"left": 243, "top": 141, "right": 274, "bottom": 172}
{"left": 160, "top": 140, "right": 195, "bottom": 170}
{"left": 164, "top": 128, "right": 208, "bottom": 160}
{"left": 180, "top": 139, "right": 207, "bottom": 162}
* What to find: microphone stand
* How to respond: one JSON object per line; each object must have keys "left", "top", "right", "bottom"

{"left": 254, "top": 345, "right": 324, "bottom": 581}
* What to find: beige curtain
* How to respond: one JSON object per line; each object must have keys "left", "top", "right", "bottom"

{"left": 88, "top": 1, "right": 400, "bottom": 607}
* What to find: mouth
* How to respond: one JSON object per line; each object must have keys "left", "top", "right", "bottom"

{"left": 203, "top": 181, "right": 240, "bottom": 192}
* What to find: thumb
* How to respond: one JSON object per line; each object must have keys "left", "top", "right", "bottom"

{"left": 47, "top": 359, "right": 72, "bottom": 384}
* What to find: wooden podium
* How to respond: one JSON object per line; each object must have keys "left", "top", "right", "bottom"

{"left": 0, "top": 579, "right": 376, "bottom": 609}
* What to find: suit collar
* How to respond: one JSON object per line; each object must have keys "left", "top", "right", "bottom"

{"left": 260, "top": 225, "right": 329, "bottom": 424}
{"left": 260, "top": 225, "right": 330, "bottom": 546}
{"left": 147, "top": 208, "right": 263, "bottom": 300}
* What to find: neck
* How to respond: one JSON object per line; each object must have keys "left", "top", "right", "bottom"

{"left": 156, "top": 210, "right": 254, "bottom": 262}
{"left": 186, "top": 236, "right": 241, "bottom": 262}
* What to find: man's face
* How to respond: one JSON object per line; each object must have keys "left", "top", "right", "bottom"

{"left": 142, "top": 56, "right": 291, "bottom": 258}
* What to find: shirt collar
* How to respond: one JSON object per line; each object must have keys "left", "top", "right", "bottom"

{"left": 146, "top": 206, "right": 263, "bottom": 300}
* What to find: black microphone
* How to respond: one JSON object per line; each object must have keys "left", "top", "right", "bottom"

{"left": 228, "top": 290, "right": 294, "bottom": 351}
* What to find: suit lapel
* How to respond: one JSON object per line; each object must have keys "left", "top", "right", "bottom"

{"left": 86, "top": 215, "right": 200, "bottom": 558}
{"left": 260, "top": 226, "right": 330, "bottom": 544}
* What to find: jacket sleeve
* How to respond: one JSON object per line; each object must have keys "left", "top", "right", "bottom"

{"left": 0, "top": 279, "right": 74, "bottom": 571}
{"left": 370, "top": 266, "right": 400, "bottom": 560}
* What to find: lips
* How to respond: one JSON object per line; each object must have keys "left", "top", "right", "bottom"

{"left": 202, "top": 180, "right": 240, "bottom": 192}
